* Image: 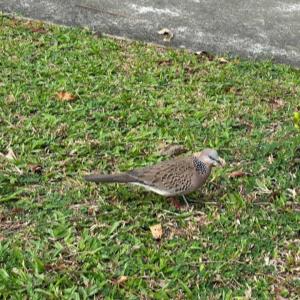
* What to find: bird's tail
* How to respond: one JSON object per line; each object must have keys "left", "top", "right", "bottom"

{"left": 84, "top": 173, "right": 135, "bottom": 183}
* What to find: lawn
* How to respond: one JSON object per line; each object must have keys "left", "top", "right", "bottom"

{"left": 0, "top": 15, "right": 299, "bottom": 299}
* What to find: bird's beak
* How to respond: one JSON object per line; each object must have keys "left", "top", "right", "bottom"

{"left": 217, "top": 157, "right": 226, "bottom": 167}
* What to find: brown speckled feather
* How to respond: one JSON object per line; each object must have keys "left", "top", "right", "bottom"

{"left": 128, "top": 156, "right": 210, "bottom": 195}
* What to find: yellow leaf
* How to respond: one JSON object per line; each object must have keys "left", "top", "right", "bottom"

{"left": 56, "top": 91, "right": 76, "bottom": 101}
{"left": 112, "top": 275, "right": 128, "bottom": 285}
{"left": 294, "top": 112, "right": 300, "bottom": 129}
{"left": 217, "top": 57, "right": 228, "bottom": 64}
{"left": 150, "top": 224, "right": 163, "bottom": 240}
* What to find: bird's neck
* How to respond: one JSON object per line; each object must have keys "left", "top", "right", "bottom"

{"left": 192, "top": 157, "right": 211, "bottom": 175}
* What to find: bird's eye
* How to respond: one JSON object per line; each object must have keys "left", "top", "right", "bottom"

{"left": 208, "top": 155, "right": 217, "bottom": 161}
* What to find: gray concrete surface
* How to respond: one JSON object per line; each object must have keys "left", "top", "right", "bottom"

{"left": 1, "top": 0, "right": 300, "bottom": 67}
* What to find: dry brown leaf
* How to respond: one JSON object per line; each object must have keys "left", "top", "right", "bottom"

{"left": 270, "top": 98, "right": 285, "bottom": 110}
{"left": 228, "top": 86, "right": 241, "bottom": 95}
{"left": 31, "top": 28, "right": 48, "bottom": 34}
{"left": 195, "top": 51, "right": 214, "bottom": 61}
{"left": 112, "top": 275, "right": 128, "bottom": 285}
{"left": 11, "top": 207, "right": 25, "bottom": 215}
{"left": 157, "top": 59, "right": 173, "bottom": 66}
{"left": 56, "top": 91, "right": 76, "bottom": 101}
{"left": 228, "top": 170, "right": 248, "bottom": 178}
{"left": 44, "top": 260, "right": 77, "bottom": 272}
{"left": 117, "top": 275, "right": 128, "bottom": 284}
{"left": 150, "top": 224, "right": 163, "bottom": 240}
{"left": 28, "top": 164, "right": 43, "bottom": 174}
{"left": 158, "top": 28, "right": 174, "bottom": 42}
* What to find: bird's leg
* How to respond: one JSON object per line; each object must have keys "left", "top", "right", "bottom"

{"left": 181, "top": 195, "right": 189, "bottom": 207}
{"left": 168, "top": 196, "right": 190, "bottom": 209}
{"left": 168, "top": 197, "right": 183, "bottom": 209}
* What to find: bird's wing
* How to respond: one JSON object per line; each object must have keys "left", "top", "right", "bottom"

{"left": 128, "top": 157, "right": 195, "bottom": 193}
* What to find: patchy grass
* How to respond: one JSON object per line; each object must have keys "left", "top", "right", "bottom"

{"left": 0, "top": 15, "right": 299, "bottom": 299}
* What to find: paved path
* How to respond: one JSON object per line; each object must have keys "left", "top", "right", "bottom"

{"left": 1, "top": 0, "right": 300, "bottom": 67}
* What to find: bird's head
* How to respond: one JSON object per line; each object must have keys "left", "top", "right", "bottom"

{"left": 194, "top": 148, "right": 225, "bottom": 167}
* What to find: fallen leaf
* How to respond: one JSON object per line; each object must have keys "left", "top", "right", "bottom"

{"left": 157, "top": 59, "right": 173, "bottom": 66}
{"left": 195, "top": 51, "right": 214, "bottom": 61}
{"left": 56, "top": 91, "right": 76, "bottom": 101}
{"left": 117, "top": 275, "right": 128, "bottom": 284}
{"left": 45, "top": 262, "right": 67, "bottom": 272}
{"left": 11, "top": 207, "right": 25, "bottom": 214}
{"left": 270, "top": 98, "right": 284, "bottom": 110}
{"left": 150, "top": 224, "right": 163, "bottom": 240}
{"left": 228, "top": 170, "right": 248, "bottom": 178}
{"left": 28, "top": 164, "right": 43, "bottom": 174}
{"left": 0, "top": 147, "right": 17, "bottom": 160}
{"left": 31, "top": 28, "right": 47, "bottom": 34}
{"left": 217, "top": 57, "right": 228, "bottom": 64}
{"left": 158, "top": 28, "right": 174, "bottom": 42}
{"left": 25, "top": 20, "right": 47, "bottom": 33}
{"left": 228, "top": 86, "right": 241, "bottom": 94}
{"left": 112, "top": 275, "right": 128, "bottom": 285}
{"left": 294, "top": 112, "right": 300, "bottom": 129}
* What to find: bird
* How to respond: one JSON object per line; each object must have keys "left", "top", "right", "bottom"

{"left": 84, "top": 148, "right": 224, "bottom": 205}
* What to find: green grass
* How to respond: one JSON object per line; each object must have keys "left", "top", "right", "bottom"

{"left": 0, "top": 15, "right": 299, "bottom": 299}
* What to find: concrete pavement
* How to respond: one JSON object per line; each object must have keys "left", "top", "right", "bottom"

{"left": 1, "top": 0, "right": 300, "bottom": 67}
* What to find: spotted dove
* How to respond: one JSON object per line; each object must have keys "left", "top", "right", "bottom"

{"left": 84, "top": 149, "right": 223, "bottom": 202}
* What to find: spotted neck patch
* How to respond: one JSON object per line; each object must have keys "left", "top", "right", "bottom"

{"left": 192, "top": 157, "right": 207, "bottom": 175}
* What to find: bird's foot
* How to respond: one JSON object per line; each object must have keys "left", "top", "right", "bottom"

{"left": 168, "top": 197, "right": 184, "bottom": 210}
{"left": 168, "top": 195, "right": 190, "bottom": 209}
{"left": 181, "top": 195, "right": 189, "bottom": 207}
